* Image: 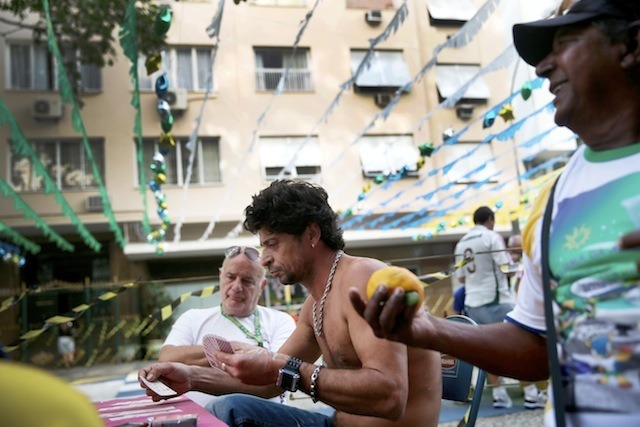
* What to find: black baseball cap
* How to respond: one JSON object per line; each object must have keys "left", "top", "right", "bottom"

{"left": 513, "top": 0, "right": 640, "bottom": 66}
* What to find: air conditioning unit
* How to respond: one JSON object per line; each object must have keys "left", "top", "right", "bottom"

{"left": 85, "top": 195, "right": 104, "bottom": 212}
{"left": 374, "top": 93, "right": 392, "bottom": 108}
{"left": 165, "top": 88, "right": 188, "bottom": 112}
{"left": 32, "top": 99, "right": 64, "bottom": 120}
{"left": 456, "top": 104, "right": 474, "bottom": 121}
{"left": 365, "top": 9, "right": 382, "bottom": 26}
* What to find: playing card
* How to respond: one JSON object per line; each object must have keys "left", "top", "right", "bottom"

{"left": 202, "top": 334, "right": 234, "bottom": 369}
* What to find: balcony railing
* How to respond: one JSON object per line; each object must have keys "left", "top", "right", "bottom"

{"left": 255, "top": 68, "right": 313, "bottom": 92}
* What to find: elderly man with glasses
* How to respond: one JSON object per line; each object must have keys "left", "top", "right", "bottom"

{"left": 158, "top": 246, "right": 296, "bottom": 408}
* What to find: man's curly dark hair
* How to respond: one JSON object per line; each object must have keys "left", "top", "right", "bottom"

{"left": 244, "top": 180, "right": 345, "bottom": 251}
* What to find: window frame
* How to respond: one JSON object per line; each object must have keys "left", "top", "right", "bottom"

{"left": 350, "top": 49, "right": 412, "bottom": 94}
{"left": 435, "top": 63, "right": 491, "bottom": 104}
{"left": 138, "top": 46, "right": 215, "bottom": 93}
{"left": 254, "top": 47, "right": 313, "bottom": 92}
{"left": 258, "top": 136, "right": 322, "bottom": 180}
{"left": 138, "top": 136, "right": 221, "bottom": 187}
{"left": 9, "top": 138, "right": 105, "bottom": 192}
{"left": 426, "top": 0, "right": 478, "bottom": 26}
{"left": 6, "top": 42, "right": 102, "bottom": 92}
{"left": 358, "top": 135, "right": 419, "bottom": 179}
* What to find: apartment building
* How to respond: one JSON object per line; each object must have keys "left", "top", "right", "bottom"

{"left": 0, "top": 0, "right": 574, "bottom": 360}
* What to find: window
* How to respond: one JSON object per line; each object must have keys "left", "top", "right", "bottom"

{"left": 259, "top": 136, "right": 321, "bottom": 180}
{"left": 435, "top": 64, "right": 490, "bottom": 104}
{"left": 441, "top": 142, "right": 498, "bottom": 184}
{"left": 7, "top": 43, "right": 101, "bottom": 91}
{"left": 254, "top": 48, "right": 312, "bottom": 92}
{"left": 138, "top": 47, "right": 214, "bottom": 92}
{"left": 139, "top": 137, "right": 220, "bottom": 186}
{"left": 350, "top": 50, "right": 412, "bottom": 94}
{"left": 9, "top": 139, "right": 105, "bottom": 191}
{"left": 426, "top": 0, "right": 478, "bottom": 26}
{"left": 359, "top": 135, "right": 418, "bottom": 178}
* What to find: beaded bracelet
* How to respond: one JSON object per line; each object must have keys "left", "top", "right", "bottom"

{"left": 309, "top": 365, "right": 322, "bottom": 403}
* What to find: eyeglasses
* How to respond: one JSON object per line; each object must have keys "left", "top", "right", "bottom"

{"left": 224, "top": 246, "right": 260, "bottom": 262}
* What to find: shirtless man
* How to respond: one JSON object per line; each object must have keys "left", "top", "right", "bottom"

{"left": 140, "top": 180, "right": 441, "bottom": 426}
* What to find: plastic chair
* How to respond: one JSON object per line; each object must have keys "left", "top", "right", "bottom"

{"left": 441, "top": 315, "right": 487, "bottom": 427}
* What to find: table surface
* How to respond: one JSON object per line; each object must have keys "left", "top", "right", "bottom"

{"left": 96, "top": 394, "right": 228, "bottom": 426}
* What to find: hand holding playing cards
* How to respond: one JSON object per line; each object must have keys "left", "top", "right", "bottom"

{"left": 138, "top": 362, "right": 192, "bottom": 401}
{"left": 211, "top": 341, "right": 284, "bottom": 386}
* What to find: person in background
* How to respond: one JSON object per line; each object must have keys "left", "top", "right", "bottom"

{"left": 159, "top": 246, "right": 296, "bottom": 407}
{"left": 57, "top": 321, "right": 76, "bottom": 369}
{"left": 453, "top": 206, "right": 515, "bottom": 409}
{"left": 350, "top": 1, "right": 640, "bottom": 425}
{"left": 451, "top": 286, "right": 466, "bottom": 316}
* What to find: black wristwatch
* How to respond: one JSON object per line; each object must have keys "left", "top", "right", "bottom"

{"left": 276, "top": 356, "right": 303, "bottom": 392}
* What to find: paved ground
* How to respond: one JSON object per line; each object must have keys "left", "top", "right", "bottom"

{"left": 52, "top": 361, "right": 544, "bottom": 426}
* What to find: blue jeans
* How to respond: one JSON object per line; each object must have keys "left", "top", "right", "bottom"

{"left": 207, "top": 394, "right": 335, "bottom": 427}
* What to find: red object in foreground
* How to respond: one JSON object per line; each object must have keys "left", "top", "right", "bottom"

{"left": 95, "top": 395, "right": 227, "bottom": 427}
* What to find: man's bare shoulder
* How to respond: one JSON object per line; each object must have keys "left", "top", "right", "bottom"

{"left": 343, "top": 255, "right": 388, "bottom": 274}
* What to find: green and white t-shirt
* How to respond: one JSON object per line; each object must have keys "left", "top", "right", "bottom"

{"left": 507, "top": 143, "right": 640, "bottom": 426}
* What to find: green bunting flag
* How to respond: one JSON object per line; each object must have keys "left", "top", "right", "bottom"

{"left": 41, "top": 0, "right": 126, "bottom": 249}
{"left": 119, "top": 0, "right": 152, "bottom": 238}
{"left": 0, "top": 176, "right": 74, "bottom": 252}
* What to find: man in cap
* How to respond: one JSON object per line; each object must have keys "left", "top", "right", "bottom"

{"left": 350, "top": 1, "right": 640, "bottom": 425}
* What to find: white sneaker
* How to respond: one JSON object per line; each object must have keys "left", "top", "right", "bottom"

{"left": 492, "top": 387, "right": 513, "bottom": 409}
{"left": 524, "top": 388, "right": 548, "bottom": 410}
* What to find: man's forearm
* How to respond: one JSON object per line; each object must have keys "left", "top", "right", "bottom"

{"left": 159, "top": 345, "right": 209, "bottom": 367}
{"left": 188, "top": 365, "right": 282, "bottom": 399}
{"left": 426, "top": 319, "right": 549, "bottom": 381}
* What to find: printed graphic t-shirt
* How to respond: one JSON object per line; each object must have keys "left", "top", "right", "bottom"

{"left": 507, "top": 143, "right": 640, "bottom": 426}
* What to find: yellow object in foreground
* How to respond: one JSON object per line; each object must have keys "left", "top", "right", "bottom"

{"left": 366, "top": 266, "right": 426, "bottom": 307}
{"left": 0, "top": 361, "right": 104, "bottom": 427}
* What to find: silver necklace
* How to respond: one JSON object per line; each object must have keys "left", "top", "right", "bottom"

{"left": 313, "top": 250, "right": 344, "bottom": 337}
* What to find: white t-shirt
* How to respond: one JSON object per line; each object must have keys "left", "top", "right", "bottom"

{"left": 454, "top": 225, "right": 513, "bottom": 307}
{"left": 163, "top": 305, "right": 296, "bottom": 407}
{"left": 507, "top": 144, "right": 640, "bottom": 426}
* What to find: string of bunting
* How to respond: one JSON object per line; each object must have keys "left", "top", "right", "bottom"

{"left": 323, "top": 0, "right": 504, "bottom": 182}
{"left": 202, "top": 0, "right": 411, "bottom": 240}
{"left": 0, "top": 291, "right": 27, "bottom": 315}
{"left": 345, "top": 101, "right": 558, "bottom": 231}
{"left": 0, "top": 175, "right": 74, "bottom": 252}
{"left": 174, "top": 0, "right": 226, "bottom": 244}
{"left": 403, "top": 159, "right": 566, "bottom": 236}
{"left": 0, "top": 220, "right": 41, "bottom": 255}
{"left": 0, "top": 99, "right": 93, "bottom": 252}
{"left": 200, "top": 0, "right": 334, "bottom": 240}
{"left": 144, "top": 5, "right": 175, "bottom": 254}
{"left": 0, "top": 282, "right": 219, "bottom": 353}
{"left": 1, "top": 282, "right": 137, "bottom": 353}
{"left": 41, "top": 0, "right": 126, "bottom": 249}
{"left": 118, "top": 0, "right": 153, "bottom": 241}
{"left": 0, "top": 240, "right": 26, "bottom": 267}
{"left": 415, "top": 253, "right": 473, "bottom": 285}
{"left": 338, "top": 77, "right": 545, "bottom": 224}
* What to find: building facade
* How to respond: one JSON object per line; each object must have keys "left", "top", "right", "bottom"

{"left": 0, "top": 0, "right": 573, "bottom": 362}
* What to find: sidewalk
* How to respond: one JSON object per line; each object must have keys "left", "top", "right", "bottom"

{"left": 52, "top": 361, "right": 544, "bottom": 426}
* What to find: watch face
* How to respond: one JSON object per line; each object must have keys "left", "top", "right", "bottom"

{"left": 277, "top": 369, "right": 301, "bottom": 392}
